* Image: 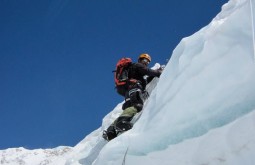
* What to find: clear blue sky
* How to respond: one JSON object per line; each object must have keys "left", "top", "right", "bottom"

{"left": 0, "top": 0, "right": 228, "bottom": 149}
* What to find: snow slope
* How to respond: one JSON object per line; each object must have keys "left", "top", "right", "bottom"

{"left": 91, "top": 0, "right": 255, "bottom": 164}
{"left": 1, "top": 0, "right": 255, "bottom": 164}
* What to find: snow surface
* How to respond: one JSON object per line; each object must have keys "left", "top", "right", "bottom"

{"left": 0, "top": 146, "right": 72, "bottom": 165}
{"left": 1, "top": 0, "right": 255, "bottom": 164}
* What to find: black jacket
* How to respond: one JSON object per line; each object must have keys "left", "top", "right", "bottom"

{"left": 128, "top": 63, "right": 161, "bottom": 90}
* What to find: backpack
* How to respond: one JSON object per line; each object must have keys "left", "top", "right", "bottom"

{"left": 113, "top": 57, "right": 133, "bottom": 96}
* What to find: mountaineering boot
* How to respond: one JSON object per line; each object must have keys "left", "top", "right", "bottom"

{"left": 115, "top": 120, "right": 133, "bottom": 135}
{"left": 102, "top": 125, "right": 117, "bottom": 141}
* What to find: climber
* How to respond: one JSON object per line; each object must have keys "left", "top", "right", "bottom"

{"left": 103, "top": 53, "right": 162, "bottom": 141}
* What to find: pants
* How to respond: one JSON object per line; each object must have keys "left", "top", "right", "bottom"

{"left": 114, "top": 106, "right": 138, "bottom": 125}
{"left": 104, "top": 82, "right": 148, "bottom": 140}
{"left": 115, "top": 82, "right": 148, "bottom": 130}
{"left": 105, "top": 106, "right": 137, "bottom": 140}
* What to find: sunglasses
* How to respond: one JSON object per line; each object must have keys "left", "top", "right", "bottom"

{"left": 141, "top": 58, "right": 150, "bottom": 65}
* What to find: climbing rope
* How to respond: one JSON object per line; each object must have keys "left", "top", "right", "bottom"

{"left": 122, "top": 146, "right": 129, "bottom": 165}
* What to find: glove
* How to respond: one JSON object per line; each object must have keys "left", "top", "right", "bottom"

{"left": 158, "top": 65, "right": 165, "bottom": 71}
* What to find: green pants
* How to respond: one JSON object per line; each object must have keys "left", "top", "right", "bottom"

{"left": 112, "top": 106, "right": 138, "bottom": 126}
